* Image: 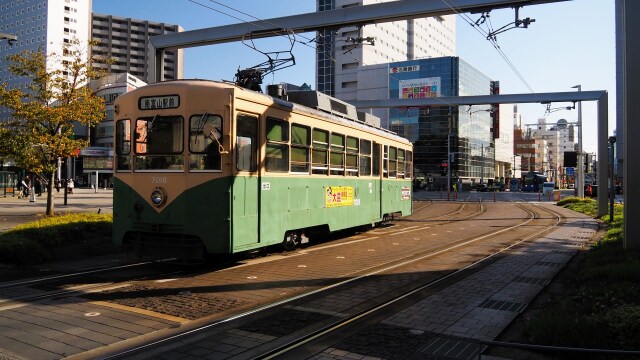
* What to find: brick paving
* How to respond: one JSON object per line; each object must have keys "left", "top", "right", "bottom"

{"left": 0, "top": 190, "right": 600, "bottom": 360}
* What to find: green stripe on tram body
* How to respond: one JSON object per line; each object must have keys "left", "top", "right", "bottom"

{"left": 113, "top": 176, "right": 412, "bottom": 259}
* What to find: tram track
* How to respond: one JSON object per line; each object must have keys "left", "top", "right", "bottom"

{"left": 0, "top": 199, "right": 475, "bottom": 312}
{"left": 0, "top": 260, "right": 192, "bottom": 311}
{"left": 92, "top": 202, "right": 566, "bottom": 360}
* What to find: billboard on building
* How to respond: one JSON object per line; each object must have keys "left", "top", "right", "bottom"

{"left": 398, "top": 77, "right": 440, "bottom": 99}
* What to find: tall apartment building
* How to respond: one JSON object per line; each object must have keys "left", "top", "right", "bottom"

{"left": 90, "top": 14, "right": 183, "bottom": 83}
{"left": 1, "top": 2, "right": 184, "bottom": 117}
{"left": 316, "top": 0, "right": 455, "bottom": 104}
{"left": 0, "top": 0, "right": 92, "bottom": 120}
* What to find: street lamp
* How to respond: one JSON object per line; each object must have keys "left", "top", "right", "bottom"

{"left": 0, "top": 32, "right": 17, "bottom": 45}
{"left": 572, "top": 85, "right": 584, "bottom": 198}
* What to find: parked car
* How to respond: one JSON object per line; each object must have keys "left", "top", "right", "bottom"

{"left": 475, "top": 184, "right": 489, "bottom": 192}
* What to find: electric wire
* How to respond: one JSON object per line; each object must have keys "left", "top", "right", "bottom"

{"left": 186, "top": 0, "right": 354, "bottom": 68}
{"left": 440, "top": 0, "right": 536, "bottom": 94}
{"left": 186, "top": 0, "right": 499, "bottom": 122}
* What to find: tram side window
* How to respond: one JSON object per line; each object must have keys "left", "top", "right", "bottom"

{"left": 265, "top": 117, "right": 289, "bottom": 172}
{"left": 397, "top": 149, "right": 405, "bottom": 178}
{"left": 312, "top": 129, "right": 329, "bottom": 175}
{"left": 389, "top": 146, "right": 397, "bottom": 178}
{"left": 360, "top": 139, "right": 371, "bottom": 176}
{"left": 189, "top": 114, "right": 223, "bottom": 171}
{"left": 291, "top": 123, "right": 310, "bottom": 174}
{"left": 115, "top": 119, "right": 131, "bottom": 170}
{"left": 236, "top": 113, "right": 258, "bottom": 172}
{"left": 372, "top": 142, "right": 380, "bottom": 176}
{"left": 383, "top": 145, "right": 389, "bottom": 178}
{"left": 346, "top": 136, "right": 359, "bottom": 176}
{"left": 330, "top": 133, "right": 345, "bottom": 176}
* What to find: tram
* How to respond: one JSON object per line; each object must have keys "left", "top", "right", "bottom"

{"left": 522, "top": 171, "right": 547, "bottom": 192}
{"left": 112, "top": 80, "right": 413, "bottom": 261}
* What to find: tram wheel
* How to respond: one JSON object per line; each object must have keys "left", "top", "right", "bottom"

{"left": 282, "top": 231, "right": 300, "bottom": 251}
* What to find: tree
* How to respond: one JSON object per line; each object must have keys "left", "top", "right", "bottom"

{"left": 0, "top": 40, "right": 109, "bottom": 215}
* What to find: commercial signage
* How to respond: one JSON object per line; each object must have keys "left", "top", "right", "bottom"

{"left": 398, "top": 77, "right": 440, "bottom": 99}
{"left": 80, "top": 148, "right": 113, "bottom": 157}
{"left": 390, "top": 65, "right": 420, "bottom": 73}
{"left": 325, "top": 186, "right": 354, "bottom": 208}
{"left": 83, "top": 157, "right": 113, "bottom": 170}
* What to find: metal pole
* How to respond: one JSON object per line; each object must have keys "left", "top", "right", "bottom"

{"left": 572, "top": 85, "right": 584, "bottom": 198}
{"left": 447, "top": 134, "right": 451, "bottom": 201}
{"left": 481, "top": 146, "right": 484, "bottom": 184}
{"left": 609, "top": 137, "right": 616, "bottom": 222}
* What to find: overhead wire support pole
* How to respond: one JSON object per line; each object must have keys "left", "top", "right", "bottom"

{"left": 572, "top": 85, "right": 584, "bottom": 198}
{"left": 349, "top": 90, "right": 609, "bottom": 217}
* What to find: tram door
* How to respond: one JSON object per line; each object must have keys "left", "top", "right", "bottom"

{"left": 373, "top": 142, "right": 383, "bottom": 219}
{"left": 232, "top": 113, "right": 260, "bottom": 249}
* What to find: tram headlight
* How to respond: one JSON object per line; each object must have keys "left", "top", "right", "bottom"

{"left": 150, "top": 187, "right": 167, "bottom": 207}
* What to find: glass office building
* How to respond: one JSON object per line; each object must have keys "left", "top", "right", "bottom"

{"left": 388, "top": 57, "right": 495, "bottom": 187}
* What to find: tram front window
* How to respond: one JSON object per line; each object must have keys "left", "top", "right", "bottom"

{"left": 134, "top": 115, "right": 184, "bottom": 171}
{"left": 189, "top": 114, "right": 223, "bottom": 171}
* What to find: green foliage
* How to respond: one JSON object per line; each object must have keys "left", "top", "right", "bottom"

{"left": 557, "top": 196, "right": 598, "bottom": 216}
{"left": 0, "top": 40, "right": 111, "bottom": 215}
{"left": 0, "top": 213, "right": 116, "bottom": 266}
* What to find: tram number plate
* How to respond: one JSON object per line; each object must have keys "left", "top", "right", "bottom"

{"left": 152, "top": 176, "right": 167, "bottom": 184}
{"left": 262, "top": 182, "right": 271, "bottom": 190}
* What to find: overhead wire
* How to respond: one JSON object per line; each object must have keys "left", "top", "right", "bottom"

{"left": 186, "top": 0, "right": 357, "bottom": 68}
{"left": 186, "top": 0, "right": 503, "bottom": 121}
{"left": 440, "top": 0, "right": 535, "bottom": 94}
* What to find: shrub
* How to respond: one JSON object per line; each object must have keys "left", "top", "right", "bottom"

{"left": 0, "top": 213, "right": 115, "bottom": 266}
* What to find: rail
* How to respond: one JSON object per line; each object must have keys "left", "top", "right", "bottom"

{"left": 477, "top": 339, "right": 640, "bottom": 358}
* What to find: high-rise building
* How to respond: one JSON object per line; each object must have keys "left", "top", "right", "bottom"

{"left": 316, "top": 0, "right": 455, "bottom": 99}
{"left": 90, "top": 14, "right": 183, "bottom": 83}
{"left": 0, "top": 0, "right": 92, "bottom": 120}
{"left": 385, "top": 57, "right": 495, "bottom": 187}
{"left": 1, "top": 1, "right": 184, "bottom": 184}
{"left": 0, "top": 2, "right": 184, "bottom": 118}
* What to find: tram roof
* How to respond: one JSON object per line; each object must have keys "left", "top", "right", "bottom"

{"left": 133, "top": 79, "right": 412, "bottom": 146}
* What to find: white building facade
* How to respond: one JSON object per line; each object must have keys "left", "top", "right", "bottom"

{"left": 316, "top": 0, "right": 456, "bottom": 118}
{"left": 531, "top": 118, "right": 575, "bottom": 186}
{"left": 0, "top": 0, "right": 92, "bottom": 119}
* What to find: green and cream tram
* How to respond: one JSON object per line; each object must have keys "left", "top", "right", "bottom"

{"left": 113, "top": 80, "right": 413, "bottom": 260}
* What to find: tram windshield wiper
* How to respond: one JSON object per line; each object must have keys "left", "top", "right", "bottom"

{"left": 200, "top": 113, "right": 228, "bottom": 154}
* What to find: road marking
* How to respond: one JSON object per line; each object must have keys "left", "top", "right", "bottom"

{"left": 90, "top": 301, "right": 190, "bottom": 324}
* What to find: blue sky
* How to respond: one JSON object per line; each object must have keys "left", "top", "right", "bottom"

{"left": 92, "top": 0, "right": 615, "bottom": 155}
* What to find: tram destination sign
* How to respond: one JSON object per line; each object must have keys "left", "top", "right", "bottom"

{"left": 139, "top": 95, "right": 180, "bottom": 110}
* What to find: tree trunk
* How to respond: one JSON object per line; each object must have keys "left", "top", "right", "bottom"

{"left": 46, "top": 171, "right": 55, "bottom": 216}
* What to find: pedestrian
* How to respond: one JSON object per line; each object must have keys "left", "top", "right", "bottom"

{"left": 55, "top": 179, "right": 61, "bottom": 193}
{"left": 20, "top": 177, "right": 29, "bottom": 198}
{"left": 35, "top": 178, "right": 42, "bottom": 196}
{"left": 67, "top": 178, "right": 74, "bottom": 194}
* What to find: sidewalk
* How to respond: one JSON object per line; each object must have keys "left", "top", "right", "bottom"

{"left": 0, "top": 187, "right": 113, "bottom": 233}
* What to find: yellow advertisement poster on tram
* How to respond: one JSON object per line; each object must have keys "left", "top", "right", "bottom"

{"left": 325, "top": 186, "right": 354, "bottom": 208}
